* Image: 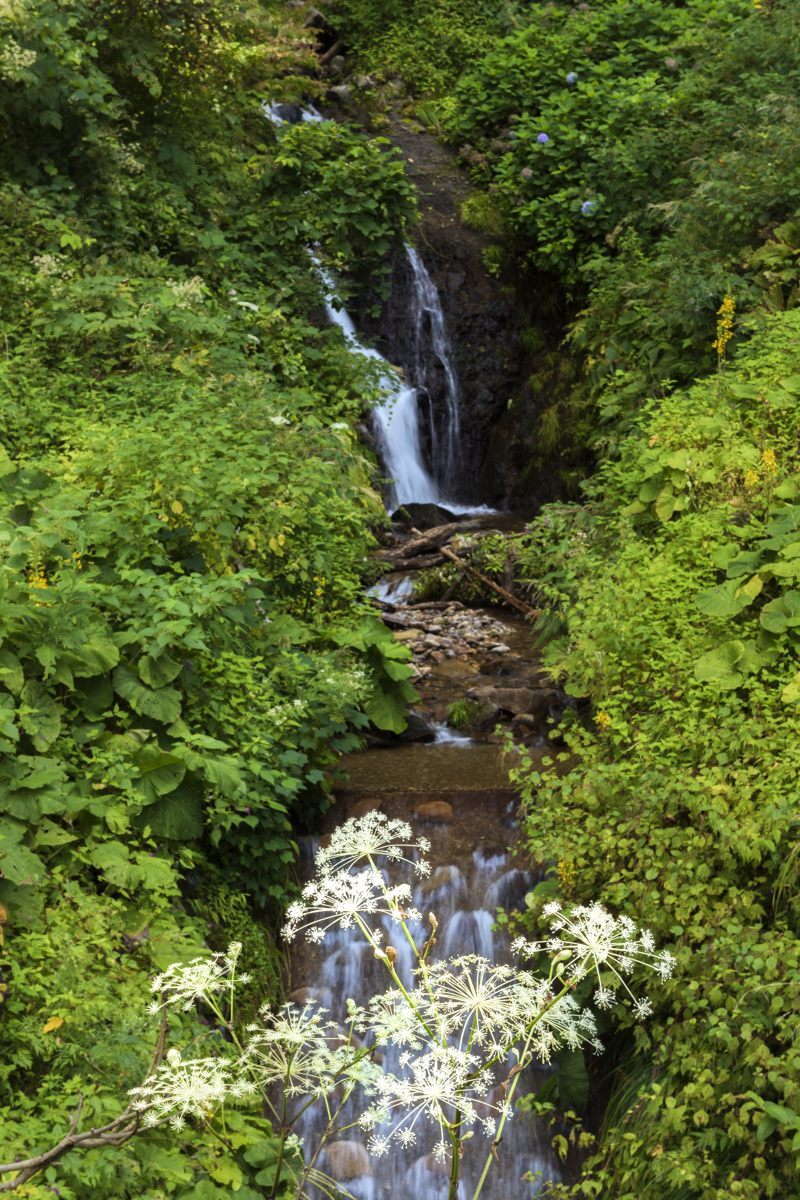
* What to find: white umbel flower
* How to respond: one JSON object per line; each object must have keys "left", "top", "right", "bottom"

{"left": 282, "top": 870, "right": 421, "bottom": 944}
{"left": 129, "top": 1049, "right": 231, "bottom": 1130}
{"left": 314, "top": 812, "right": 431, "bottom": 879}
{"left": 359, "top": 1045, "right": 506, "bottom": 1162}
{"left": 242, "top": 1002, "right": 382, "bottom": 1100}
{"left": 513, "top": 902, "right": 675, "bottom": 1017}
{"left": 148, "top": 943, "right": 249, "bottom": 1013}
{"left": 417, "top": 956, "right": 539, "bottom": 1051}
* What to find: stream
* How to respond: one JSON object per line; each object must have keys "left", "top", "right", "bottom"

{"left": 286, "top": 200, "right": 564, "bottom": 1198}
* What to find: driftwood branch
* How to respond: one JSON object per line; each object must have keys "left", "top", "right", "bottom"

{"left": 409, "top": 529, "right": 539, "bottom": 618}
{"left": 0, "top": 1007, "right": 168, "bottom": 1193}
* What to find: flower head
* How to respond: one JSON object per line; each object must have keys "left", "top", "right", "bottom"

{"left": 359, "top": 1045, "right": 507, "bottom": 1162}
{"left": 129, "top": 1050, "right": 232, "bottom": 1130}
{"left": 282, "top": 869, "right": 421, "bottom": 944}
{"left": 242, "top": 1002, "right": 382, "bottom": 1100}
{"left": 314, "top": 812, "right": 431, "bottom": 879}
{"left": 537, "top": 132, "right": 550, "bottom": 145}
{"left": 581, "top": 199, "right": 596, "bottom": 216}
{"left": 513, "top": 902, "right": 674, "bottom": 1017}
{"left": 566, "top": 72, "right": 578, "bottom": 85}
{"left": 148, "top": 944, "right": 245, "bottom": 1013}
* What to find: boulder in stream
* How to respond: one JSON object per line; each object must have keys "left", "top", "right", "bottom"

{"left": 392, "top": 502, "right": 457, "bottom": 529}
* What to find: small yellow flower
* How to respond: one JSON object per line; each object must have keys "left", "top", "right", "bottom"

{"left": 595, "top": 710, "right": 612, "bottom": 730}
{"left": 743, "top": 468, "right": 760, "bottom": 492}
{"left": 27, "top": 565, "right": 48, "bottom": 590}
{"left": 713, "top": 293, "right": 735, "bottom": 360}
{"left": 556, "top": 858, "right": 577, "bottom": 895}
{"left": 761, "top": 448, "right": 777, "bottom": 475}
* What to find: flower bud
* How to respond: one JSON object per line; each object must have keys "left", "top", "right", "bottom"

{"left": 385, "top": 945, "right": 398, "bottom": 966}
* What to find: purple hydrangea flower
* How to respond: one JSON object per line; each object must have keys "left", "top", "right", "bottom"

{"left": 537, "top": 132, "right": 550, "bottom": 145}
{"left": 581, "top": 199, "right": 596, "bottom": 215}
{"left": 566, "top": 72, "right": 578, "bottom": 85}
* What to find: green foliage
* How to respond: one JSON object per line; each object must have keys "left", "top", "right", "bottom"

{"left": 341, "top": 0, "right": 800, "bottom": 461}
{"left": 0, "top": 0, "right": 419, "bottom": 1189}
{"left": 509, "top": 309, "right": 800, "bottom": 1198}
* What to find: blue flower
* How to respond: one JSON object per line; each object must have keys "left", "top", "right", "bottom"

{"left": 566, "top": 72, "right": 578, "bottom": 85}
{"left": 537, "top": 132, "right": 550, "bottom": 145}
{"left": 581, "top": 199, "right": 596, "bottom": 215}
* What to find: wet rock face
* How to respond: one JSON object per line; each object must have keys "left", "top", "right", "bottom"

{"left": 355, "top": 118, "right": 531, "bottom": 509}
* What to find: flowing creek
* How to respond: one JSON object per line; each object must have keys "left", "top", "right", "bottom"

{"left": 267, "top": 99, "right": 562, "bottom": 1197}
{"left": 287, "top": 221, "right": 565, "bottom": 1197}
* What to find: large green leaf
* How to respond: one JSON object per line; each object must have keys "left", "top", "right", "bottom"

{"left": 139, "top": 791, "right": 204, "bottom": 840}
{"left": 0, "top": 693, "right": 19, "bottom": 754}
{"left": 133, "top": 744, "right": 186, "bottom": 802}
{"left": 19, "top": 680, "right": 62, "bottom": 751}
{"left": 113, "top": 665, "right": 181, "bottom": 723}
{"left": 72, "top": 635, "right": 120, "bottom": 677}
{"left": 89, "top": 840, "right": 140, "bottom": 890}
{"left": 0, "top": 649, "right": 23, "bottom": 695}
{"left": 0, "top": 821, "right": 46, "bottom": 885}
{"left": 139, "top": 652, "right": 182, "bottom": 688}
{"left": 760, "top": 591, "right": 800, "bottom": 633}
{"left": 694, "top": 640, "right": 747, "bottom": 690}
{"left": 364, "top": 689, "right": 408, "bottom": 733}
{"left": 695, "top": 579, "right": 753, "bottom": 618}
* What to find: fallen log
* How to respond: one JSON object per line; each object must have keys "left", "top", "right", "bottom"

{"left": 375, "top": 551, "right": 445, "bottom": 571}
{"left": 410, "top": 529, "right": 539, "bottom": 619}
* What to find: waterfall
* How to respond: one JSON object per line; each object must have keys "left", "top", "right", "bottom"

{"left": 265, "top": 101, "right": 488, "bottom": 512}
{"left": 318, "top": 262, "right": 442, "bottom": 508}
{"left": 318, "top": 249, "right": 492, "bottom": 513}
{"left": 405, "top": 244, "right": 462, "bottom": 494}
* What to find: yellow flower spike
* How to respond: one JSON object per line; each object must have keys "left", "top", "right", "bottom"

{"left": 761, "top": 448, "right": 777, "bottom": 475}
{"left": 595, "top": 710, "right": 612, "bottom": 730}
{"left": 743, "top": 468, "right": 760, "bottom": 492}
{"left": 713, "top": 293, "right": 735, "bottom": 361}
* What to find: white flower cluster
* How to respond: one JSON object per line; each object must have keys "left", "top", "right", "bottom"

{"left": 359, "top": 1044, "right": 508, "bottom": 1162}
{"left": 314, "top": 812, "right": 431, "bottom": 879}
{"left": 129, "top": 1049, "right": 238, "bottom": 1131}
{"left": 242, "top": 1002, "right": 383, "bottom": 1100}
{"left": 513, "top": 901, "right": 676, "bottom": 1018}
{"left": 130, "top": 817, "right": 676, "bottom": 1184}
{"left": 166, "top": 275, "right": 205, "bottom": 309}
{"left": 0, "top": 38, "right": 37, "bottom": 80}
{"left": 281, "top": 814, "right": 430, "bottom": 944}
{"left": 148, "top": 942, "right": 250, "bottom": 1013}
{"left": 32, "top": 253, "right": 68, "bottom": 279}
{"left": 361, "top": 956, "right": 601, "bottom": 1064}
{"left": 282, "top": 870, "right": 420, "bottom": 945}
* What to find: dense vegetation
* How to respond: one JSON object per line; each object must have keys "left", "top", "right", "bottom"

{"left": 0, "top": 1, "right": 417, "bottom": 1194}
{"left": 5, "top": 0, "right": 800, "bottom": 1198}
{"left": 335, "top": 1, "right": 800, "bottom": 1197}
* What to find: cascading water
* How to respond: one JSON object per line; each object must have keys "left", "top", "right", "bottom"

{"left": 318, "top": 261, "right": 442, "bottom": 508}
{"left": 290, "top": 810, "right": 562, "bottom": 1200}
{"left": 319, "top": 248, "right": 490, "bottom": 513}
{"left": 404, "top": 244, "right": 462, "bottom": 495}
{"left": 266, "top": 101, "right": 483, "bottom": 512}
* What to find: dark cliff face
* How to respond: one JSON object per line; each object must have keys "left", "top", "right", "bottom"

{"left": 354, "top": 113, "right": 567, "bottom": 514}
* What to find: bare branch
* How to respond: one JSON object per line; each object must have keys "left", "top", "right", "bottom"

{"left": 0, "top": 1011, "right": 169, "bottom": 1193}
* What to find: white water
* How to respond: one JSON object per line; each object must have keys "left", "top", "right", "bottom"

{"left": 320, "top": 255, "right": 496, "bottom": 514}
{"left": 405, "top": 244, "right": 462, "bottom": 493}
{"left": 318, "top": 261, "right": 443, "bottom": 507}
{"left": 264, "top": 98, "right": 493, "bottom": 514}
{"left": 292, "top": 832, "right": 557, "bottom": 1199}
